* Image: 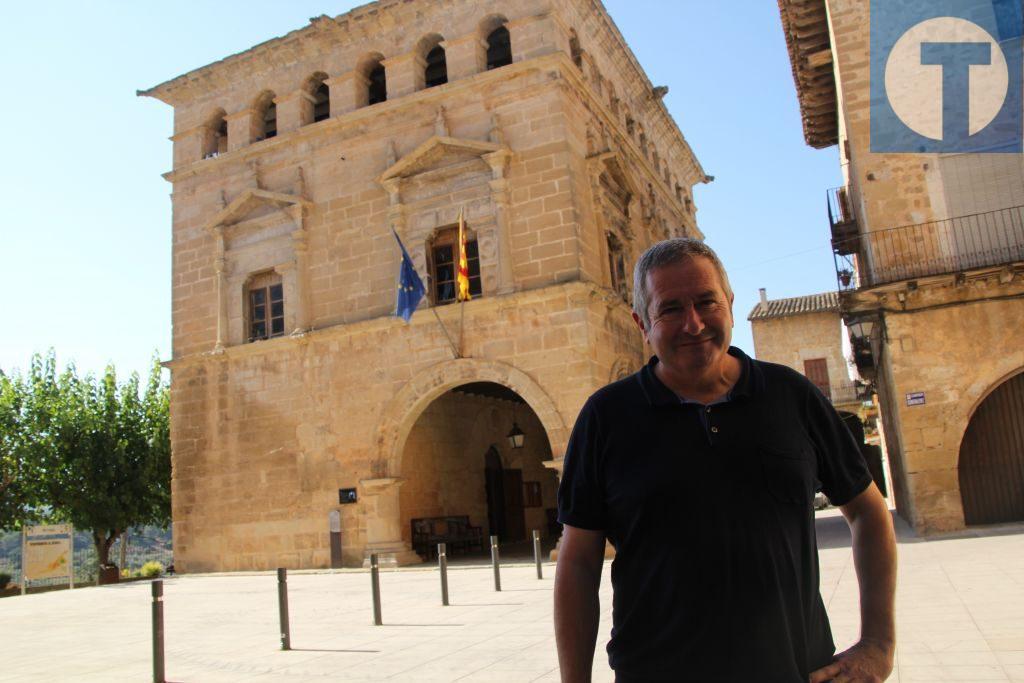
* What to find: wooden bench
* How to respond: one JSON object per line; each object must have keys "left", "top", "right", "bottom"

{"left": 411, "top": 515, "right": 484, "bottom": 559}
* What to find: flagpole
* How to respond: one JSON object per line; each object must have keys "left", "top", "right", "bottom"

{"left": 432, "top": 305, "right": 461, "bottom": 359}
{"left": 459, "top": 300, "right": 466, "bottom": 358}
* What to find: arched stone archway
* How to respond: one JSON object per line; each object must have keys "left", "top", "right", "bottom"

{"left": 957, "top": 368, "right": 1024, "bottom": 525}
{"left": 374, "top": 358, "right": 568, "bottom": 477}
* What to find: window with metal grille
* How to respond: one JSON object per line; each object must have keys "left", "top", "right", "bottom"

{"left": 429, "top": 227, "right": 481, "bottom": 305}
{"left": 248, "top": 277, "right": 284, "bottom": 342}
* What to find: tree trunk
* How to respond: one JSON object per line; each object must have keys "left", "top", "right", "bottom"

{"left": 93, "top": 529, "right": 120, "bottom": 567}
{"left": 94, "top": 529, "right": 121, "bottom": 585}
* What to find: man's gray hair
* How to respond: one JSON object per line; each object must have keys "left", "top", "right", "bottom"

{"left": 632, "top": 238, "right": 733, "bottom": 329}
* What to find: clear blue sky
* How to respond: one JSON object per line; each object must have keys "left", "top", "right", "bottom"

{"left": 0, "top": 1, "right": 840, "bottom": 380}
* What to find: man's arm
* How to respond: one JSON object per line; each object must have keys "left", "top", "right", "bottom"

{"left": 810, "top": 482, "right": 897, "bottom": 683}
{"left": 554, "top": 525, "right": 607, "bottom": 683}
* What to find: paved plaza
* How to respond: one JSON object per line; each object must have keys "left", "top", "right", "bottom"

{"left": 1, "top": 509, "right": 1023, "bottom": 682}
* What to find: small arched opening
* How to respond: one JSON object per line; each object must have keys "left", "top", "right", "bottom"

{"left": 358, "top": 53, "right": 387, "bottom": 106}
{"left": 307, "top": 72, "right": 330, "bottom": 123}
{"left": 203, "top": 108, "right": 227, "bottom": 159}
{"left": 255, "top": 91, "right": 277, "bottom": 140}
{"left": 482, "top": 16, "right": 512, "bottom": 70}
{"left": 420, "top": 34, "right": 448, "bottom": 88}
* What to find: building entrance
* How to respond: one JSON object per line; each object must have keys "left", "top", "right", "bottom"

{"left": 959, "top": 371, "right": 1024, "bottom": 525}
{"left": 398, "top": 381, "right": 559, "bottom": 560}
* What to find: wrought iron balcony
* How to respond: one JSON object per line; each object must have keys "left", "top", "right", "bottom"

{"left": 833, "top": 205, "right": 1024, "bottom": 291}
{"left": 827, "top": 186, "right": 859, "bottom": 252}
{"left": 829, "top": 380, "right": 863, "bottom": 405}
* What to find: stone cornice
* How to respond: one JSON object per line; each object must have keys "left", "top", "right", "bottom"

{"left": 137, "top": 0, "right": 413, "bottom": 105}
{"left": 163, "top": 279, "right": 627, "bottom": 370}
{"left": 841, "top": 262, "right": 1024, "bottom": 315}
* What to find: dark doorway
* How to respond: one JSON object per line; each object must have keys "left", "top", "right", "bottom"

{"left": 484, "top": 446, "right": 526, "bottom": 542}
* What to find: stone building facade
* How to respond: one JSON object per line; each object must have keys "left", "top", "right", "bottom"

{"left": 779, "top": 0, "right": 1024, "bottom": 532}
{"left": 141, "top": 0, "right": 706, "bottom": 570}
{"left": 748, "top": 290, "right": 862, "bottom": 412}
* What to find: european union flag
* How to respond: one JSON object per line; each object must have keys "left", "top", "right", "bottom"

{"left": 393, "top": 229, "right": 425, "bottom": 322}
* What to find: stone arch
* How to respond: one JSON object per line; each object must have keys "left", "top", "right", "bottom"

{"left": 356, "top": 52, "right": 387, "bottom": 106}
{"left": 956, "top": 365, "right": 1024, "bottom": 524}
{"left": 375, "top": 358, "right": 569, "bottom": 477}
{"left": 252, "top": 90, "right": 277, "bottom": 140}
{"left": 479, "top": 14, "right": 512, "bottom": 69}
{"left": 416, "top": 33, "right": 448, "bottom": 88}
{"left": 303, "top": 71, "right": 330, "bottom": 123}
{"left": 953, "top": 363, "right": 1024, "bottom": 470}
{"left": 203, "top": 107, "right": 228, "bottom": 158}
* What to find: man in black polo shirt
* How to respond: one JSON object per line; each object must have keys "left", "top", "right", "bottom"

{"left": 554, "top": 239, "right": 896, "bottom": 682}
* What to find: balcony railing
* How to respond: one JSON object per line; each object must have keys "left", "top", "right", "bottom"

{"left": 827, "top": 186, "right": 859, "bottom": 250}
{"left": 829, "top": 381, "right": 863, "bottom": 405}
{"left": 833, "top": 205, "right": 1024, "bottom": 291}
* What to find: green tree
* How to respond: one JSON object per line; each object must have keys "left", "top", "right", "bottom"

{"left": 0, "top": 370, "right": 39, "bottom": 530}
{"left": 0, "top": 352, "right": 171, "bottom": 568}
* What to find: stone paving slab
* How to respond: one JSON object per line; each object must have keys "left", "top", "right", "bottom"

{"left": 1, "top": 510, "right": 1022, "bottom": 682}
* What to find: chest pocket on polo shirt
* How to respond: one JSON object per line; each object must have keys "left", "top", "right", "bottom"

{"left": 759, "top": 444, "right": 817, "bottom": 505}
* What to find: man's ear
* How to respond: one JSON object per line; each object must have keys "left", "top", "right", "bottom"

{"left": 631, "top": 310, "right": 649, "bottom": 343}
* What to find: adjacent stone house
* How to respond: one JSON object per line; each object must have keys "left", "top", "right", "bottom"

{"left": 140, "top": 0, "right": 706, "bottom": 570}
{"left": 748, "top": 289, "right": 862, "bottom": 411}
{"left": 778, "top": 0, "right": 1024, "bottom": 532}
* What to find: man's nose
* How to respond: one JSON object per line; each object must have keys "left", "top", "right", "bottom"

{"left": 680, "top": 304, "right": 705, "bottom": 336}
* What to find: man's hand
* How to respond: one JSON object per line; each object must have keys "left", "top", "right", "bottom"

{"left": 808, "top": 637, "right": 894, "bottom": 682}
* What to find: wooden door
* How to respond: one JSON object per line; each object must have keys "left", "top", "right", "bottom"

{"left": 502, "top": 469, "right": 526, "bottom": 542}
{"left": 804, "top": 358, "right": 831, "bottom": 399}
{"left": 959, "top": 372, "right": 1024, "bottom": 525}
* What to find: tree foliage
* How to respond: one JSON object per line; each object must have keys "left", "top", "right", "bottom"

{"left": 0, "top": 352, "right": 170, "bottom": 567}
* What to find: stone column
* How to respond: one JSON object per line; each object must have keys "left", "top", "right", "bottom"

{"left": 359, "top": 478, "right": 422, "bottom": 566}
{"left": 289, "top": 211, "right": 310, "bottom": 333}
{"left": 274, "top": 90, "right": 316, "bottom": 134}
{"left": 442, "top": 35, "right": 486, "bottom": 81}
{"left": 225, "top": 110, "right": 255, "bottom": 152}
{"left": 484, "top": 150, "right": 515, "bottom": 295}
{"left": 383, "top": 53, "right": 426, "bottom": 99}
{"left": 170, "top": 126, "right": 205, "bottom": 167}
{"left": 325, "top": 72, "right": 369, "bottom": 116}
{"left": 212, "top": 231, "right": 228, "bottom": 351}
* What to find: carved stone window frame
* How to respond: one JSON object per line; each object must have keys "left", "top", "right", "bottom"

{"left": 378, "top": 134, "right": 515, "bottom": 305}
{"left": 205, "top": 189, "right": 313, "bottom": 350}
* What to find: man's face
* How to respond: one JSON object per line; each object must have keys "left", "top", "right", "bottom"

{"left": 632, "top": 256, "right": 735, "bottom": 378}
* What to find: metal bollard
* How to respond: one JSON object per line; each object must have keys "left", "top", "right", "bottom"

{"left": 438, "top": 543, "right": 449, "bottom": 606}
{"left": 277, "top": 568, "right": 291, "bottom": 651}
{"left": 490, "top": 535, "right": 501, "bottom": 592}
{"left": 533, "top": 530, "right": 543, "bottom": 580}
{"left": 151, "top": 580, "right": 165, "bottom": 683}
{"left": 370, "top": 553, "right": 382, "bottom": 625}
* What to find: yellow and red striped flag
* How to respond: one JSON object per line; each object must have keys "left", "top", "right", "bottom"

{"left": 456, "top": 207, "right": 472, "bottom": 302}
